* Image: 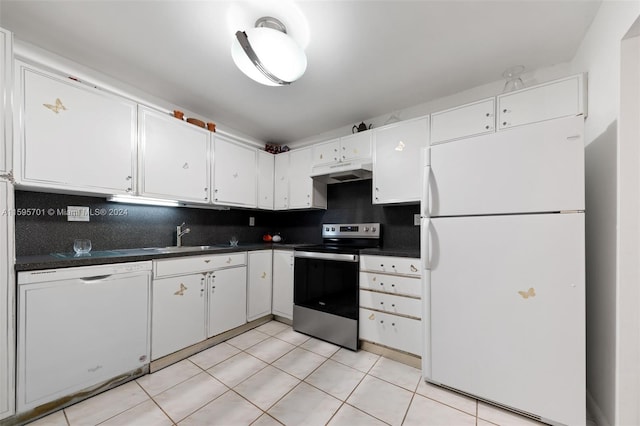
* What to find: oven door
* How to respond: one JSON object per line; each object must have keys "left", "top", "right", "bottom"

{"left": 293, "top": 251, "right": 359, "bottom": 320}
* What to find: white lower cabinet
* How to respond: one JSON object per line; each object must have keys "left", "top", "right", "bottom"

{"left": 0, "top": 181, "right": 14, "bottom": 421}
{"left": 17, "top": 262, "right": 152, "bottom": 413}
{"left": 272, "top": 249, "right": 294, "bottom": 320}
{"left": 151, "top": 274, "right": 207, "bottom": 360}
{"left": 247, "top": 250, "right": 273, "bottom": 321}
{"left": 359, "top": 255, "right": 421, "bottom": 356}
{"left": 208, "top": 266, "right": 247, "bottom": 337}
{"left": 151, "top": 253, "right": 247, "bottom": 360}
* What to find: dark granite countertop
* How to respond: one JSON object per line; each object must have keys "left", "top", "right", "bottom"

{"left": 15, "top": 243, "right": 304, "bottom": 272}
{"left": 359, "top": 247, "right": 420, "bottom": 258}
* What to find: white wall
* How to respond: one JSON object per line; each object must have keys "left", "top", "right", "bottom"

{"left": 616, "top": 21, "right": 640, "bottom": 426}
{"left": 569, "top": 1, "right": 640, "bottom": 425}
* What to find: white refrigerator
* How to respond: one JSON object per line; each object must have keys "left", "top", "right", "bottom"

{"left": 421, "top": 115, "right": 585, "bottom": 425}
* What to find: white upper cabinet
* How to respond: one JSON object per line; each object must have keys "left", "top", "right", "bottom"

{"left": 430, "top": 98, "right": 495, "bottom": 145}
{"left": 16, "top": 63, "right": 137, "bottom": 195}
{"left": 311, "top": 138, "right": 340, "bottom": 166}
{"left": 257, "top": 150, "right": 274, "bottom": 210}
{"left": 138, "top": 106, "right": 210, "bottom": 203}
{"left": 289, "top": 147, "right": 327, "bottom": 209}
{"left": 311, "top": 132, "right": 372, "bottom": 168}
{"left": 0, "top": 28, "right": 12, "bottom": 175}
{"left": 497, "top": 74, "right": 586, "bottom": 130}
{"left": 274, "top": 153, "right": 289, "bottom": 210}
{"left": 373, "top": 117, "right": 429, "bottom": 204}
{"left": 212, "top": 135, "right": 257, "bottom": 208}
{"left": 340, "top": 131, "right": 372, "bottom": 162}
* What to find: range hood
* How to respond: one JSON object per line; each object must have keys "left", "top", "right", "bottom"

{"left": 310, "top": 161, "right": 373, "bottom": 184}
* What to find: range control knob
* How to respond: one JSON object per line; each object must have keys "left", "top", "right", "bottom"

{"left": 325, "top": 227, "right": 330, "bottom": 232}
{"left": 372, "top": 227, "right": 377, "bottom": 232}
{"left": 331, "top": 227, "right": 336, "bottom": 231}
{"left": 364, "top": 227, "right": 370, "bottom": 232}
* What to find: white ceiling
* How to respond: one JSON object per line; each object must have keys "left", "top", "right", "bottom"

{"left": 0, "top": 0, "right": 601, "bottom": 144}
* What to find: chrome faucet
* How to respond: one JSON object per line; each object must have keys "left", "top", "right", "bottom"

{"left": 176, "top": 222, "right": 191, "bottom": 246}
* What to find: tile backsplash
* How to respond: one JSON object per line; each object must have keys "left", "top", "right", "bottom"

{"left": 14, "top": 180, "right": 419, "bottom": 256}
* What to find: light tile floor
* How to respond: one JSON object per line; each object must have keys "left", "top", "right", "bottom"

{"left": 29, "top": 321, "right": 554, "bottom": 426}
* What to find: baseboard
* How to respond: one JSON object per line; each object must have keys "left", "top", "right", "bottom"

{"left": 587, "top": 391, "right": 611, "bottom": 426}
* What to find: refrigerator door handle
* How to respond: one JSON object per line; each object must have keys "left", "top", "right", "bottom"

{"left": 421, "top": 151, "right": 431, "bottom": 271}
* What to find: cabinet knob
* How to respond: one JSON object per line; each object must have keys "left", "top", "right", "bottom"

{"left": 204, "top": 187, "right": 208, "bottom": 191}
{"left": 126, "top": 188, "right": 132, "bottom": 192}
{"left": 503, "top": 109, "right": 508, "bottom": 113}
{"left": 485, "top": 113, "right": 490, "bottom": 117}
{"left": 126, "top": 176, "right": 132, "bottom": 180}
{"left": 380, "top": 301, "right": 384, "bottom": 305}
{"left": 485, "top": 125, "right": 490, "bottom": 130}
{"left": 380, "top": 264, "right": 384, "bottom": 267}
{"left": 380, "top": 283, "right": 384, "bottom": 286}
{"left": 503, "top": 122, "right": 508, "bottom": 126}
{"left": 391, "top": 322, "right": 396, "bottom": 327}
{"left": 380, "top": 320, "right": 384, "bottom": 324}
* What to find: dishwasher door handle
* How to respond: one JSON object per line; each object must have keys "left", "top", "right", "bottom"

{"left": 80, "top": 275, "right": 113, "bottom": 283}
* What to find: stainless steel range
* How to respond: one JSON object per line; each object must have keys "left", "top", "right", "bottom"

{"left": 293, "top": 223, "right": 381, "bottom": 350}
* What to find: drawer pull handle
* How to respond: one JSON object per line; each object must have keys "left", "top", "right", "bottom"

{"left": 380, "top": 283, "right": 384, "bottom": 286}
{"left": 410, "top": 265, "right": 418, "bottom": 272}
{"left": 380, "top": 320, "right": 384, "bottom": 324}
{"left": 261, "top": 272, "right": 267, "bottom": 279}
{"left": 368, "top": 313, "right": 375, "bottom": 320}
{"left": 380, "top": 264, "right": 384, "bottom": 267}
{"left": 391, "top": 323, "right": 396, "bottom": 327}
{"left": 391, "top": 304, "right": 395, "bottom": 307}
{"left": 204, "top": 260, "right": 211, "bottom": 263}
{"left": 226, "top": 257, "right": 232, "bottom": 264}
{"left": 391, "top": 284, "right": 395, "bottom": 288}
{"left": 380, "top": 302, "right": 384, "bottom": 305}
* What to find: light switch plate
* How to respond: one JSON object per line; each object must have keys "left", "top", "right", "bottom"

{"left": 414, "top": 214, "right": 421, "bottom": 226}
{"left": 67, "top": 206, "right": 90, "bottom": 222}
{"left": 249, "top": 216, "right": 255, "bottom": 226}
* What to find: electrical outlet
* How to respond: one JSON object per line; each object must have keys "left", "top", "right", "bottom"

{"left": 249, "top": 216, "right": 255, "bottom": 226}
{"left": 414, "top": 214, "right": 421, "bottom": 226}
{"left": 68, "top": 206, "right": 90, "bottom": 222}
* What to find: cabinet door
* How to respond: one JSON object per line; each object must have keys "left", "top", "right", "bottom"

{"left": 18, "top": 66, "right": 136, "bottom": 195}
{"left": 311, "top": 139, "right": 340, "bottom": 167}
{"left": 151, "top": 274, "right": 206, "bottom": 360}
{"left": 272, "top": 250, "right": 294, "bottom": 319}
{"left": 247, "top": 250, "right": 273, "bottom": 321}
{"left": 139, "top": 106, "right": 210, "bottom": 202}
{"left": 373, "top": 117, "right": 428, "bottom": 204}
{"left": 430, "top": 98, "right": 495, "bottom": 145}
{"left": 257, "top": 150, "right": 274, "bottom": 210}
{"left": 213, "top": 136, "right": 257, "bottom": 208}
{"left": 0, "top": 28, "right": 11, "bottom": 175}
{"left": 288, "top": 148, "right": 313, "bottom": 208}
{"left": 274, "top": 153, "right": 289, "bottom": 210}
{"left": 429, "top": 213, "right": 585, "bottom": 426}
{"left": 208, "top": 267, "right": 247, "bottom": 337}
{"left": 340, "top": 132, "right": 372, "bottom": 162}
{"left": 498, "top": 74, "right": 585, "bottom": 130}
{"left": 0, "top": 181, "right": 13, "bottom": 420}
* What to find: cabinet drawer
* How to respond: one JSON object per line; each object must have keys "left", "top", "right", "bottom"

{"left": 360, "top": 255, "right": 421, "bottom": 277}
{"left": 359, "top": 290, "right": 421, "bottom": 318}
{"left": 359, "top": 272, "right": 421, "bottom": 298}
{"left": 431, "top": 98, "right": 495, "bottom": 145}
{"left": 359, "top": 308, "right": 421, "bottom": 356}
{"left": 154, "top": 252, "right": 247, "bottom": 277}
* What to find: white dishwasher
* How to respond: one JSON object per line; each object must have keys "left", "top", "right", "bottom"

{"left": 16, "top": 261, "right": 152, "bottom": 413}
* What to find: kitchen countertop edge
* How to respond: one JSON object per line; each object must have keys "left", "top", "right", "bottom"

{"left": 15, "top": 243, "right": 304, "bottom": 272}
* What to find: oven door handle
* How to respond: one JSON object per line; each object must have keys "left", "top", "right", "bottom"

{"left": 294, "top": 251, "right": 359, "bottom": 262}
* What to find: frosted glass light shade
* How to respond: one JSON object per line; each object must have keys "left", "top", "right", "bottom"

{"left": 231, "top": 27, "right": 307, "bottom": 86}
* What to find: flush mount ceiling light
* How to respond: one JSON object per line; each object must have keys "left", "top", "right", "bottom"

{"left": 231, "top": 16, "right": 307, "bottom": 86}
